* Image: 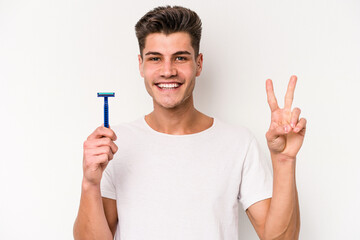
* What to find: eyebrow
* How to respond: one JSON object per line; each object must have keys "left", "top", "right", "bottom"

{"left": 144, "top": 51, "right": 161, "bottom": 56}
{"left": 173, "top": 51, "right": 191, "bottom": 55}
{"left": 144, "top": 51, "right": 192, "bottom": 56}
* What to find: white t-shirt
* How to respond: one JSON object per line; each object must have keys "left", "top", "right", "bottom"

{"left": 101, "top": 116, "right": 273, "bottom": 240}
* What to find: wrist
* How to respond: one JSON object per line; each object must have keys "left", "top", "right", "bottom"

{"left": 82, "top": 178, "right": 101, "bottom": 191}
{"left": 270, "top": 153, "right": 296, "bottom": 169}
{"left": 271, "top": 152, "right": 296, "bottom": 162}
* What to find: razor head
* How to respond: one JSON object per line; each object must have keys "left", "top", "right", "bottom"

{"left": 97, "top": 92, "right": 115, "bottom": 97}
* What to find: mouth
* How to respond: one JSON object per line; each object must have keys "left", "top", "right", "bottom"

{"left": 155, "top": 82, "right": 183, "bottom": 91}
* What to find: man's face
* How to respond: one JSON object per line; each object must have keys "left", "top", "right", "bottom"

{"left": 138, "top": 32, "right": 203, "bottom": 110}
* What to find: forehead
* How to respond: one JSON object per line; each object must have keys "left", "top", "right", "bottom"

{"left": 143, "top": 32, "right": 194, "bottom": 55}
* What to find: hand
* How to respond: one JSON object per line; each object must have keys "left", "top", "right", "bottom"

{"left": 265, "top": 75, "right": 307, "bottom": 160}
{"left": 82, "top": 125, "right": 118, "bottom": 186}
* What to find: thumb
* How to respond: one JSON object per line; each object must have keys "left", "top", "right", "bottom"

{"left": 100, "top": 123, "right": 111, "bottom": 129}
{"left": 266, "top": 124, "right": 291, "bottom": 141}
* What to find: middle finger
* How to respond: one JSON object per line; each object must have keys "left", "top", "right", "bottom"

{"left": 284, "top": 75, "right": 297, "bottom": 110}
{"left": 290, "top": 107, "right": 301, "bottom": 129}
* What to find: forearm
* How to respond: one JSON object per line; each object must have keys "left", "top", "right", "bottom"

{"left": 264, "top": 155, "right": 300, "bottom": 240}
{"left": 73, "top": 180, "right": 113, "bottom": 240}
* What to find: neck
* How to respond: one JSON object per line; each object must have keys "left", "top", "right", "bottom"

{"left": 145, "top": 95, "right": 213, "bottom": 135}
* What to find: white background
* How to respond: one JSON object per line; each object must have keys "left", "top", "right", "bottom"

{"left": 1, "top": 0, "right": 359, "bottom": 239}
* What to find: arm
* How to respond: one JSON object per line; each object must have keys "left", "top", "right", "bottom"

{"left": 73, "top": 181, "right": 114, "bottom": 240}
{"left": 246, "top": 157, "right": 300, "bottom": 240}
{"left": 263, "top": 155, "right": 300, "bottom": 239}
{"left": 103, "top": 197, "right": 118, "bottom": 237}
{"left": 246, "top": 75, "right": 306, "bottom": 239}
{"left": 73, "top": 126, "right": 119, "bottom": 240}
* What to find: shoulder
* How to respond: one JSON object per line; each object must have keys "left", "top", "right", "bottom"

{"left": 110, "top": 116, "right": 145, "bottom": 135}
{"left": 107, "top": 116, "right": 147, "bottom": 147}
{"left": 214, "top": 117, "right": 256, "bottom": 144}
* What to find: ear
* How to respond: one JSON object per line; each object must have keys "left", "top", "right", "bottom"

{"left": 195, "top": 53, "right": 203, "bottom": 77}
{"left": 138, "top": 54, "right": 144, "bottom": 77}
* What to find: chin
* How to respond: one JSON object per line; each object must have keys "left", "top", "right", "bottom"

{"left": 159, "top": 103, "right": 180, "bottom": 109}
{"left": 155, "top": 100, "right": 182, "bottom": 109}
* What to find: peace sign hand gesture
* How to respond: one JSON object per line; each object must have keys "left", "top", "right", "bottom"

{"left": 265, "top": 75, "right": 307, "bottom": 160}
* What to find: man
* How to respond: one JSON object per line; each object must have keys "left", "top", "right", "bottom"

{"left": 73, "top": 6, "right": 307, "bottom": 240}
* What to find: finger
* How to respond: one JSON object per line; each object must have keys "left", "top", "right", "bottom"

{"left": 87, "top": 126, "right": 117, "bottom": 141}
{"left": 293, "top": 118, "right": 307, "bottom": 133}
{"left": 84, "top": 137, "right": 118, "bottom": 156}
{"left": 95, "top": 154, "right": 110, "bottom": 165}
{"left": 266, "top": 79, "right": 279, "bottom": 112}
{"left": 290, "top": 107, "right": 301, "bottom": 128}
{"left": 107, "top": 141, "right": 118, "bottom": 154}
{"left": 88, "top": 146, "right": 114, "bottom": 160}
{"left": 101, "top": 123, "right": 112, "bottom": 128}
{"left": 105, "top": 141, "right": 118, "bottom": 154}
{"left": 89, "top": 137, "right": 118, "bottom": 154}
{"left": 98, "top": 147, "right": 114, "bottom": 160}
{"left": 284, "top": 75, "right": 297, "bottom": 110}
{"left": 266, "top": 124, "right": 290, "bottom": 141}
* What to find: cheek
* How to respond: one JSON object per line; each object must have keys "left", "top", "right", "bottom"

{"left": 143, "top": 64, "right": 158, "bottom": 78}
{"left": 142, "top": 67, "right": 157, "bottom": 94}
{"left": 143, "top": 79, "right": 154, "bottom": 97}
{"left": 180, "top": 66, "right": 197, "bottom": 82}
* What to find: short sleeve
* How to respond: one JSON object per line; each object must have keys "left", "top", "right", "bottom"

{"left": 238, "top": 137, "right": 273, "bottom": 211}
{"left": 100, "top": 160, "right": 117, "bottom": 200}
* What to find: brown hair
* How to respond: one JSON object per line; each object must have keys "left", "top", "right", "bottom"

{"left": 135, "top": 6, "right": 202, "bottom": 57}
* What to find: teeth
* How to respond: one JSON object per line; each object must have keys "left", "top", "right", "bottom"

{"left": 157, "top": 83, "right": 180, "bottom": 89}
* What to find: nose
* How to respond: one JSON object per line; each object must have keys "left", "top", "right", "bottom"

{"left": 160, "top": 60, "right": 177, "bottom": 78}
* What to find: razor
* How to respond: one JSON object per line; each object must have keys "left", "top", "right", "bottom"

{"left": 97, "top": 92, "right": 115, "bottom": 128}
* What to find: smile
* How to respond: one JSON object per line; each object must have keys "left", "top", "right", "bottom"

{"left": 156, "top": 83, "right": 182, "bottom": 90}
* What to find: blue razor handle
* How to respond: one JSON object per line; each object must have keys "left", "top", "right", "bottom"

{"left": 97, "top": 92, "right": 115, "bottom": 128}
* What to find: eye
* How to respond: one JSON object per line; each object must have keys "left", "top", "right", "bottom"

{"left": 175, "top": 56, "right": 187, "bottom": 61}
{"left": 149, "top": 57, "right": 160, "bottom": 61}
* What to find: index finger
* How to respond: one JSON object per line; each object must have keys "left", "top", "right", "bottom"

{"left": 266, "top": 79, "right": 279, "bottom": 112}
{"left": 284, "top": 75, "right": 297, "bottom": 110}
{"left": 87, "top": 125, "right": 117, "bottom": 141}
